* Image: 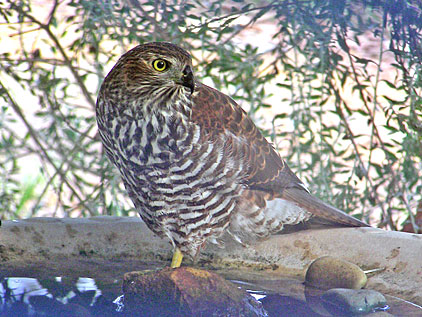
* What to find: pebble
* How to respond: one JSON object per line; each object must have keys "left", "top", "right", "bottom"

{"left": 305, "top": 256, "right": 367, "bottom": 289}
{"left": 321, "top": 288, "right": 388, "bottom": 314}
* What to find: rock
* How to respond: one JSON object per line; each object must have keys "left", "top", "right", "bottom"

{"left": 321, "top": 288, "right": 388, "bottom": 315}
{"left": 122, "top": 267, "right": 267, "bottom": 316}
{"left": 305, "top": 256, "right": 367, "bottom": 289}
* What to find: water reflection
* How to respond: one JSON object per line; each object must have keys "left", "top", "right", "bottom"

{"left": 113, "top": 295, "right": 124, "bottom": 313}
{"left": 0, "top": 274, "right": 421, "bottom": 316}
{"left": 0, "top": 277, "right": 116, "bottom": 316}
{"left": 229, "top": 279, "right": 419, "bottom": 317}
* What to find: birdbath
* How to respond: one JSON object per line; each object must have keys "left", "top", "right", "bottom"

{"left": 1, "top": 216, "right": 421, "bottom": 315}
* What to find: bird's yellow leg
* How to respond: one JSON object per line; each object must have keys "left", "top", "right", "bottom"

{"left": 171, "top": 247, "right": 183, "bottom": 268}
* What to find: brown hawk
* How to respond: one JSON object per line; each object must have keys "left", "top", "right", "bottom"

{"left": 96, "top": 42, "right": 368, "bottom": 268}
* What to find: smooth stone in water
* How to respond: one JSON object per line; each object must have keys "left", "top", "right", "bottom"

{"left": 305, "top": 256, "right": 367, "bottom": 289}
{"left": 321, "top": 288, "right": 388, "bottom": 315}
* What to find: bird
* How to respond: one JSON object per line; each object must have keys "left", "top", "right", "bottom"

{"left": 96, "top": 42, "right": 369, "bottom": 268}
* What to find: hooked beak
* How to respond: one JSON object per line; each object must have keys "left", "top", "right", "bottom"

{"left": 181, "top": 65, "right": 194, "bottom": 94}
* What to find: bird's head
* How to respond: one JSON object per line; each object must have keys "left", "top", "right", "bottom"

{"left": 104, "top": 42, "right": 195, "bottom": 102}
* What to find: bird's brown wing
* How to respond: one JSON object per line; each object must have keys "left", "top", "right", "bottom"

{"left": 191, "top": 83, "right": 368, "bottom": 227}
{"left": 191, "top": 83, "right": 302, "bottom": 189}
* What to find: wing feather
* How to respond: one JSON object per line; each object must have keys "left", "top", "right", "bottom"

{"left": 191, "top": 83, "right": 303, "bottom": 190}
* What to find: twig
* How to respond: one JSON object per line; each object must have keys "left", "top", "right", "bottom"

{"left": 329, "top": 80, "right": 387, "bottom": 226}
{"left": 400, "top": 194, "right": 419, "bottom": 233}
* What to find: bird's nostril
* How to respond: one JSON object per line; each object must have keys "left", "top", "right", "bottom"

{"left": 183, "top": 65, "right": 192, "bottom": 76}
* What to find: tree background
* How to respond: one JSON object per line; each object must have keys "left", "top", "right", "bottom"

{"left": 0, "top": 0, "right": 421, "bottom": 232}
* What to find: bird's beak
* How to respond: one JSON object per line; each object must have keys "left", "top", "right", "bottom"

{"left": 181, "top": 65, "right": 195, "bottom": 94}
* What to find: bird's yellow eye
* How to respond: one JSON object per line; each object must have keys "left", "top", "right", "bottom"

{"left": 152, "top": 59, "right": 169, "bottom": 72}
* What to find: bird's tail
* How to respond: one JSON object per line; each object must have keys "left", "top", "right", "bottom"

{"left": 282, "top": 187, "right": 369, "bottom": 227}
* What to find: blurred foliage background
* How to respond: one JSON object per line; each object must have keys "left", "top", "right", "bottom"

{"left": 0, "top": 0, "right": 421, "bottom": 232}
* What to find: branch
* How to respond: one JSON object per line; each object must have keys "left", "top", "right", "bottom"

{"left": 10, "top": 2, "right": 96, "bottom": 108}
{"left": 0, "top": 79, "right": 95, "bottom": 215}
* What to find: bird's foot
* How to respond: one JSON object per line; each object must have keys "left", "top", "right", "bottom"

{"left": 171, "top": 247, "right": 183, "bottom": 268}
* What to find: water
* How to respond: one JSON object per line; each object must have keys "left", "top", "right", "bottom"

{"left": 1, "top": 259, "right": 421, "bottom": 316}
